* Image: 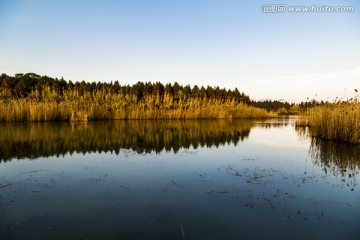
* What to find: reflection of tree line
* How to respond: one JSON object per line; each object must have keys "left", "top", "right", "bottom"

{"left": 251, "top": 116, "right": 296, "bottom": 129}
{"left": 3, "top": 120, "right": 358, "bottom": 188}
{"left": 296, "top": 127, "right": 360, "bottom": 189}
{"left": 253, "top": 122, "right": 290, "bottom": 129}
{"left": 0, "top": 120, "right": 252, "bottom": 162}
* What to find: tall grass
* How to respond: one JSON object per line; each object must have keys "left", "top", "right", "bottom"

{"left": 296, "top": 101, "right": 360, "bottom": 144}
{"left": 0, "top": 88, "right": 277, "bottom": 121}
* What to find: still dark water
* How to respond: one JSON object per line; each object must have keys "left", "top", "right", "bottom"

{"left": 1, "top": 118, "right": 359, "bottom": 239}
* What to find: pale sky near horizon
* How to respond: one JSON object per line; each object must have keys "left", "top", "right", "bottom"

{"left": 0, "top": 0, "right": 359, "bottom": 103}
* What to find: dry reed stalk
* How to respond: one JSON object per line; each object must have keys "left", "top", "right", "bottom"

{"left": 180, "top": 223, "right": 185, "bottom": 240}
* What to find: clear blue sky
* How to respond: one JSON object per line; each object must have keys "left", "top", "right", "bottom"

{"left": 1, "top": 0, "right": 359, "bottom": 102}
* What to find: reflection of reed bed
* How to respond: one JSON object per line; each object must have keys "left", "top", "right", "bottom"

{"left": 296, "top": 102, "right": 360, "bottom": 144}
{"left": 294, "top": 125, "right": 309, "bottom": 142}
{"left": 309, "top": 138, "right": 360, "bottom": 189}
{"left": 0, "top": 95, "right": 277, "bottom": 122}
{"left": 0, "top": 120, "right": 252, "bottom": 162}
{"left": 251, "top": 116, "right": 296, "bottom": 129}
{"left": 253, "top": 122, "right": 290, "bottom": 129}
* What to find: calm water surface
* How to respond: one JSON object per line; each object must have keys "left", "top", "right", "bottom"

{"left": 1, "top": 118, "right": 359, "bottom": 239}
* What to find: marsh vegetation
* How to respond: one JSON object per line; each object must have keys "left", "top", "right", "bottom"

{"left": 296, "top": 98, "right": 360, "bottom": 144}
{"left": 0, "top": 73, "right": 276, "bottom": 121}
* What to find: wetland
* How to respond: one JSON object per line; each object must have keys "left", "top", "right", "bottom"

{"left": 1, "top": 117, "right": 360, "bottom": 239}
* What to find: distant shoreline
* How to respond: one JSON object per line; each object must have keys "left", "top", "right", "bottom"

{"left": 0, "top": 73, "right": 277, "bottom": 122}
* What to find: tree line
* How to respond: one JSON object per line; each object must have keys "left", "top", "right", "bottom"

{"left": 1, "top": 73, "right": 332, "bottom": 118}
{"left": 0, "top": 73, "right": 250, "bottom": 104}
{"left": 0, "top": 73, "right": 276, "bottom": 121}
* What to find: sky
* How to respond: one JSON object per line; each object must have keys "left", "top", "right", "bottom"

{"left": 0, "top": 0, "right": 359, "bottom": 103}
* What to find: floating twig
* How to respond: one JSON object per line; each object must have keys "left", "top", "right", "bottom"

{"left": 119, "top": 184, "right": 129, "bottom": 191}
{"left": 0, "top": 183, "right": 12, "bottom": 188}
{"left": 171, "top": 180, "right": 183, "bottom": 188}
{"left": 205, "top": 190, "right": 229, "bottom": 194}
{"left": 228, "top": 172, "right": 242, "bottom": 177}
{"left": 247, "top": 174, "right": 273, "bottom": 181}
{"left": 20, "top": 169, "right": 50, "bottom": 174}
{"left": 150, "top": 209, "right": 167, "bottom": 224}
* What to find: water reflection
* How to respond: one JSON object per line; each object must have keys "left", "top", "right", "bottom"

{"left": 310, "top": 138, "right": 360, "bottom": 189}
{"left": 252, "top": 116, "right": 294, "bottom": 128}
{"left": 2, "top": 119, "right": 359, "bottom": 188}
{"left": 296, "top": 126, "right": 360, "bottom": 189}
{"left": 0, "top": 120, "right": 252, "bottom": 162}
{"left": 1, "top": 119, "right": 360, "bottom": 239}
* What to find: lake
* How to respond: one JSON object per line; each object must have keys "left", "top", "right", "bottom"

{"left": 1, "top": 117, "right": 359, "bottom": 239}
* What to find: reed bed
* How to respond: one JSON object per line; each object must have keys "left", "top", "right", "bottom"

{"left": 296, "top": 101, "right": 360, "bottom": 144}
{"left": 0, "top": 89, "right": 277, "bottom": 121}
